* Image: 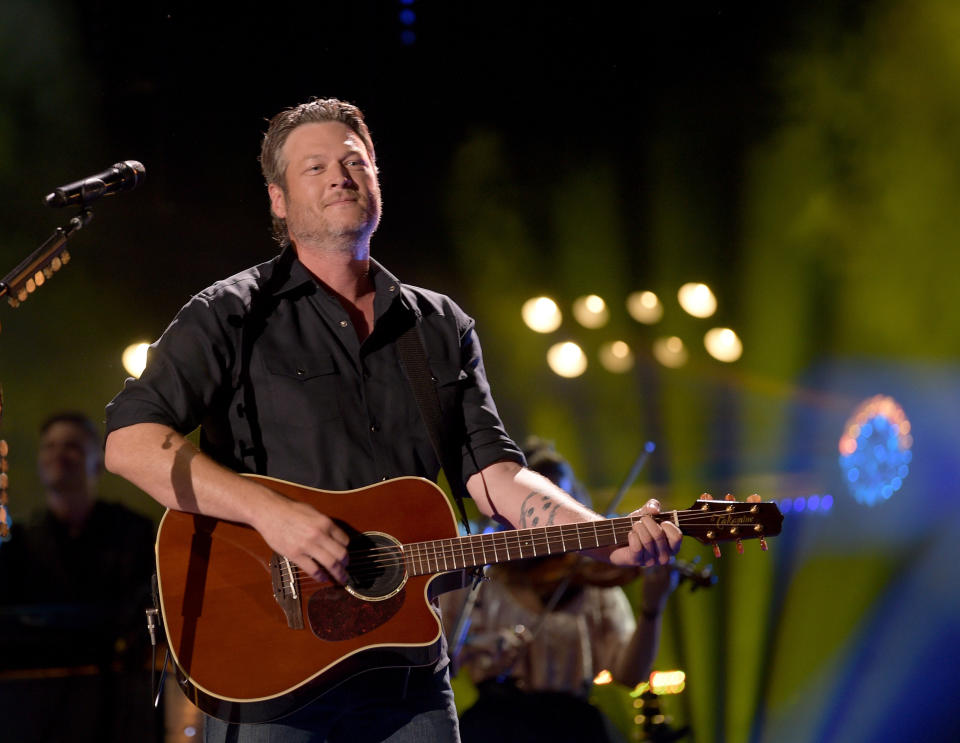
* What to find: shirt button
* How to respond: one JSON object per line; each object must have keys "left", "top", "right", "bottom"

{"left": 370, "top": 423, "right": 380, "bottom": 432}
{"left": 388, "top": 284, "right": 396, "bottom": 293}
{"left": 339, "top": 320, "right": 349, "bottom": 328}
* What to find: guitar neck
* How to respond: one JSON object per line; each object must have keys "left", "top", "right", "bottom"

{"left": 402, "top": 513, "right": 664, "bottom": 576}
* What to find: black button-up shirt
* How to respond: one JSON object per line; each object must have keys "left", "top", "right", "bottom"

{"left": 105, "top": 246, "right": 523, "bottom": 493}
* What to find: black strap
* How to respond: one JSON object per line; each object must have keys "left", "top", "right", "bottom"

{"left": 396, "top": 324, "right": 472, "bottom": 535}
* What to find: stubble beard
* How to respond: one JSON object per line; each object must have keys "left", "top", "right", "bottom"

{"left": 287, "top": 197, "right": 382, "bottom": 258}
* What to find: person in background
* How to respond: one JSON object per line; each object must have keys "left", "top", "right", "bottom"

{"left": 443, "top": 436, "right": 678, "bottom": 743}
{"left": 0, "top": 411, "right": 158, "bottom": 743}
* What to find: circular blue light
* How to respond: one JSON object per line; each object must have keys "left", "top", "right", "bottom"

{"left": 400, "top": 29, "right": 416, "bottom": 45}
{"left": 839, "top": 397, "right": 913, "bottom": 506}
{"left": 794, "top": 497, "right": 806, "bottom": 512}
{"left": 808, "top": 494, "right": 821, "bottom": 511}
{"left": 400, "top": 9, "right": 416, "bottom": 24}
{"left": 821, "top": 494, "right": 834, "bottom": 511}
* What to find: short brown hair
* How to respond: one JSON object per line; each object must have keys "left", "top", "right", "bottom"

{"left": 259, "top": 97, "right": 376, "bottom": 242}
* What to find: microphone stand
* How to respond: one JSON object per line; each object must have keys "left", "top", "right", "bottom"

{"left": 0, "top": 206, "right": 95, "bottom": 546}
{"left": 0, "top": 207, "right": 93, "bottom": 307}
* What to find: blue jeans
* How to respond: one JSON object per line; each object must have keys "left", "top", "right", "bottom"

{"left": 203, "top": 667, "right": 460, "bottom": 743}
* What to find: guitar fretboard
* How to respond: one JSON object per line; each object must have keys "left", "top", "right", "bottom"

{"left": 401, "top": 512, "right": 672, "bottom": 576}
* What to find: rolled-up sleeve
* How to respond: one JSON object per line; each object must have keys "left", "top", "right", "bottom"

{"left": 105, "top": 291, "right": 237, "bottom": 437}
{"left": 452, "top": 308, "right": 525, "bottom": 480}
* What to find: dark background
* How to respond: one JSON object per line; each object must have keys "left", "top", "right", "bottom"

{"left": 2, "top": 2, "right": 958, "bottom": 741}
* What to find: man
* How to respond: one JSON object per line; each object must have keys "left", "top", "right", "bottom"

{"left": 0, "top": 412, "right": 157, "bottom": 742}
{"left": 104, "top": 98, "right": 682, "bottom": 742}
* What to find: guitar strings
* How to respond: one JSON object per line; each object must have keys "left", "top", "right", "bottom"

{"left": 278, "top": 508, "right": 774, "bottom": 584}
{"left": 286, "top": 510, "right": 768, "bottom": 573}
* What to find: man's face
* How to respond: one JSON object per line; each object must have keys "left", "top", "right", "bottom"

{"left": 37, "top": 421, "right": 100, "bottom": 493}
{"left": 268, "top": 121, "right": 382, "bottom": 249}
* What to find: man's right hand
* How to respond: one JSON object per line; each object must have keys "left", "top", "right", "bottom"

{"left": 254, "top": 495, "right": 351, "bottom": 585}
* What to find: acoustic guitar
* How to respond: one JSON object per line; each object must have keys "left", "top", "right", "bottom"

{"left": 155, "top": 474, "right": 782, "bottom": 722}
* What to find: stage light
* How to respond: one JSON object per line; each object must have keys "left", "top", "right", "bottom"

{"left": 839, "top": 395, "right": 912, "bottom": 506}
{"left": 599, "top": 340, "right": 634, "bottom": 373}
{"left": 522, "top": 296, "right": 562, "bottom": 333}
{"left": 649, "top": 670, "right": 686, "bottom": 695}
{"left": 626, "top": 291, "right": 663, "bottom": 324}
{"left": 704, "top": 327, "right": 742, "bottom": 362}
{"left": 593, "top": 669, "right": 614, "bottom": 685}
{"left": 652, "top": 336, "right": 688, "bottom": 368}
{"left": 121, "top": 342, "right": 150, "bottom": 378}
{"left": 547, "top": 341, "right": 587, "bottom": 378}
{"left": 677, "top": 283, "right": 717, "bottom": 318}
{"left": 572, "top": 294, "right": 609, "bottom": 328}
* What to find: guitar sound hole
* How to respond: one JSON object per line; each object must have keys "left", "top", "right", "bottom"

{"left": 345, "top": 532, "right": 406, "bottom": 600}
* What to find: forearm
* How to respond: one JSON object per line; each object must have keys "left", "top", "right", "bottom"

{"left": 467, "top": 460, "right": 682, "bottom": 567}
{"left": 467, "top": 460, "right": 600, "bottom": 529}
{"left": 104, "top": 422, "right": 285, "bottom": 530}
{"left": 613, "top": 611, "right": 663, "bottom": 688}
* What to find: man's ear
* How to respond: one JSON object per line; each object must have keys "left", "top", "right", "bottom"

{"left": 268, "top": 183, "right": 287, "bottom": 219}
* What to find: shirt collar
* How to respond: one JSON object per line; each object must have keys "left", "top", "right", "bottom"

{"left": 262, "top": 245, "right": 412, "bottom": 318}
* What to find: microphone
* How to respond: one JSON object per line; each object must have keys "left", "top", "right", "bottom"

{"left": 44, "top": 160, "right": 146, "bottom": 208}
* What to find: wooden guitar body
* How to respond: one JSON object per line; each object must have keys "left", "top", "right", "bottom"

{"left": 156, "top": 474, "right": 782, "bottom": 723}
{"left": 156, "top": 475, "right": 460, "bottom": 723}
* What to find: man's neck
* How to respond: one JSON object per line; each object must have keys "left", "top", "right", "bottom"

{"left": 293, "top": 239, "right": 374, "bottom": 304}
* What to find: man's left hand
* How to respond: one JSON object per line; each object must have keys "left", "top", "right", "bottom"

{"left": 608, "top": 498, "right": 682, "bottom": 567}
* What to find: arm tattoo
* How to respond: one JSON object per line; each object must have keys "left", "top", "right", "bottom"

{"left": 518, "top": 490, "right": 562, "bottom": 528}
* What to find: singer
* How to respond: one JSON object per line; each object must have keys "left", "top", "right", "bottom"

{"left": 102, "top": 97, "right": 682, "bottom": 743}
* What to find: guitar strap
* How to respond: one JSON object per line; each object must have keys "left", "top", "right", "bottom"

{"left": 395, "top": 323, "right": 473, "bottom": 537}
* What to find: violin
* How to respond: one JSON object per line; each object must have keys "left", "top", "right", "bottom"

{"left": 495, "top": 553, "right": 716, "bottom": 593}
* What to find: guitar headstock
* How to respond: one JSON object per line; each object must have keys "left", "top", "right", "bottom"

{"left": 677, "top": 494, "right": 783, "bottom": 557}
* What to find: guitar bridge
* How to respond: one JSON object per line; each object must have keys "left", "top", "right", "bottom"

{"left": 269, "top": 553, "right": 305, "bottom": 630}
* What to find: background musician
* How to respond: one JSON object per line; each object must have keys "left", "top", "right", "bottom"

{"left": 443, "top": 437, "right": 678, "bottom": 743}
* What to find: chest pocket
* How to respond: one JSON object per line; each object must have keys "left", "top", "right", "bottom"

{"left": 262, "top": 354, "right": 341, "bottom": 427}
{"left": 429, "top": 361, "right": 467, "bottom": 421}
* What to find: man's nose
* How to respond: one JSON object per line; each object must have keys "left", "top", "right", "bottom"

{"left": 330, "top": 162, "right": 356, "bottom": 188}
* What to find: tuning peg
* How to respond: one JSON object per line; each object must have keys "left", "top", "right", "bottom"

{"left": 759, "top": 536, "right": 768, "bottom": 552}
{"left": 712, "top": 543, "right": 721, "bottom": 558}
{"left": 725, "top": 493, "right": 736, "bottom": 501}
{"left": 746, "top": 493, "right": 761, "bottom": 503}
{"left": 736, "top": 538, "right": 743, "bottom": 555}
{"left": 700, "top": 493, "right": 714, "bottom": 501}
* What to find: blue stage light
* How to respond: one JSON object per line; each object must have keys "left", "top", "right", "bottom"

{"left": 839, "top": 395, "right": 912, "bottom": 506}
